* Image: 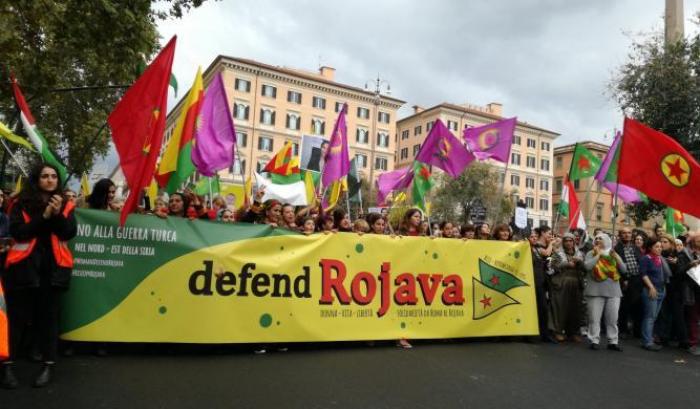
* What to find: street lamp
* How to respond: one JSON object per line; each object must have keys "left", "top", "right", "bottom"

{"left": 364, "top": 75, "right": 391, "bottom": 198}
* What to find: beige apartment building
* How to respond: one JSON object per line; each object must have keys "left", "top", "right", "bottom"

{"left": 552, "top": 142, "right": 657, "bottom": 234}
{"left": 163, "top": 56, "right": 405, "bottom": 186}
{"left": 396, "top": 103, "right": 559, "bottom": 227}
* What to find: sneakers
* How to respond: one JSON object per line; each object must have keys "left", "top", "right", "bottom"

{"left": 397, "top": 339, "right": 413, "bottom": 349}
{"left": 589, "top": 343, "right": 600, "bottom": 351}
{"left": 643, "top": 344, "right": 662, "bottom": 352}
{"left": 33, "top": 363, "right": 53, "bottom": 388}
{"left": 607, "top": 344, "right": 623, "bottom": 352}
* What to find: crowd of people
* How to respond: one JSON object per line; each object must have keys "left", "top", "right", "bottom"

{"left": 1, "top": 162, "right": 700, "bottom": 389}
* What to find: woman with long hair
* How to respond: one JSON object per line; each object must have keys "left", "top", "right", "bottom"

{"left": 1, "top": 163, "right": 77, "bottom": 388}
{"left": 491, "top": 223, "right": 512, "bottom": 241}
{"left": 475, "top": 222, "right": 491, "bottom": 240}
{"left": 399, "top": 208, "right": 424, "bottom": 236}
{"left": 86, "top": 178, "right": 116, "bottom": 210}
{"left": 366, "top": 213, "right": 386, "bottom": 235}
{"left": 639, "top": 238, "right": 670, "bottom": 351}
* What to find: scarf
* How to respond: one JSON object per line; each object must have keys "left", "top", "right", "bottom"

{"left": 592, "top": 254, "right": 620, "bottom": 282}
{"left": 648, "top": 254, "right": 662, "bottom": 267}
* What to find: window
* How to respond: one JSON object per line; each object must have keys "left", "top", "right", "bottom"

{"left": 378, "top": 112, "right": 390, "bottom": 123}
{"left": 574, "top": 179, "right": 580, "bottom": 189}
{"left": 236, "top": 131, "right": 248, "bottom": 148}
{"left": 235, "top": 78, "right": 251, "bottom": 92}
{"left": 512, "top": 135, "right": 521, "bottom": 145}
{"left": 256, "top": 159, "right": 268, "bottom": 173}
{"left": 555, "top": 156, "right": 563, "bottom": 169}
{"left": 413, "top": 144, "right": 421, "bottom": 157}
{"left": 401, "top": 130, "right": 410, "bottom": 140}
{"left": 554, "top": 177, "right": 562, "bottom": 193}
{"left": 511, "top": 153, "right": 521, "bottom": 166}
{"left": 539, "top": 220, "right": 549, "bottom": 227}
{"left": 260, "top": 108, "right": 275, "bottom": 125}
{"left": 400, "top": 147, "right": 409, "bottom": 160}
{"left": 311, "top": 118, "right": 325, "bottom": 135}
{"left": 258, "top": 136, "right": 273, "bottom": 152}
{"left": 233, "top": 102, "right": 249, "bottom": 120}
{"left": 447, "top": 120, "right": 458, "bottom": 131}
{"left": 312, "top": 96, "right": 326, "bottom": 109}
{"left": 230, "top": 158, "right": 246, "bottom": 175}
{"left": 525, "top": 197, "right": 535, "bottom": 208}
{"left": 377, "top": 132, "right": 390, "bottom": 148}
{"left": 525, "top": 177, "right": 535, "bottom": 189}
{"left": 356, "top": 128, "right": 369, "bottom": 144}
{"left": 527, "top": 138, "right": 536, "bottom": 148}
{"left": 291, "top": 142, "right": 300, "bottom": 156}
{"left": 541, "top": 142, "right": 550, "bottom": 151}
{"left": 527, "top": 218, "right": 534, "bottom": 227}
{"left": 357, "top": 107, "right": 370, "bottom": 119}
{"left": 414, "top": 125, "right": 422, "bottom": 136}
{"left": 541, "top": 159, "right": 550, "bottom": 171}
{"left": 540, "top": 179, "right": 549, "bottom": 191}
{"left": 287, "top": 91, "right": 302, "bottom": 104}
{"left": 375, "top": 157, "right": 388, "bottom": 171}
{"left": 335, "top": 101, "right": 345, "bottom": 112}
{"left": 286, "top": 113, "right": 301, "bottom": 130}
{"left": 356, "top": 154, "right": 368, "bottom": 168}
{"left": 261, "top": 84, "right": 277, "bottom": 98}
{"left": 510, "top": 174, "right": 520, "bottom": 186}
{"left": 426, "top": 121, "right": 433, "bottom": 132}
{"left": 539, "top": 199, "right": 549, "bottom": 211}
{"left": 526, "top": 156, "right": 536, "bottom": 168}
{"left": 596, "top": 202, "right": 604, "bottom": 222}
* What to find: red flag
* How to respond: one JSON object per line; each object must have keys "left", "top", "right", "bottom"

{"left": 619, "top": 117, "right": 700, "bottom": 218}
{"left": 108, "top": 37, "right": 176, "bottom": 225}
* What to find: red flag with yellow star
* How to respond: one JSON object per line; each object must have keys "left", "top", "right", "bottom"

{"left": 619, "top": 117, "right": 700, "bottom": 218}
{"left": 108, "top": 37, "right": 176, "bottom": 225}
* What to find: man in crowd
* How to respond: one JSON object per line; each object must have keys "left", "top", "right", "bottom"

{"left": 615, "top": 226, "right": 643, "bottom": 338}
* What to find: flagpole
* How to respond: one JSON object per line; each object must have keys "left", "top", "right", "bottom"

{"left": 586, "top": 187, "right": 603, "bottom": 226}
{"left": 0, "top": 138, "right": 29, "bottom": 177}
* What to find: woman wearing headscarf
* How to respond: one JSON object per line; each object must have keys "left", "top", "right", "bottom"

{"left": 584, "top": 233, "right": 627, "bottom": 351}
{"left": 549, "top": 232, "right": 586, "bottom": 342}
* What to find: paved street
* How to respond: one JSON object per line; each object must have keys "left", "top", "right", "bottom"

{"left": 2, "top": 338, "right": 699, "bottom": 409}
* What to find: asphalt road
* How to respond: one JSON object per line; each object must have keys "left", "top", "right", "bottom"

{"left": 2, "top": 339, "right": 699, "bottom": 409}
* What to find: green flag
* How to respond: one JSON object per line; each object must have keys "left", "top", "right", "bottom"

{"left": 193, "top": 176, "right": 220, "bottom": 196}
{"left": 347, "top": 158, "right": 361, "bottom": 203}
{"left": 569, "top": 143, "right": 602, "bottom": 181}
{"left": 412, "top": 161, "right": 434, "bottom": 210}
{"left": 665, "top": 207, "right": 685, "bottom": 236}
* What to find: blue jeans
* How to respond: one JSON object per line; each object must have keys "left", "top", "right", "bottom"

{"left": 641, "top": 287, "right": 665, "bottom": 346}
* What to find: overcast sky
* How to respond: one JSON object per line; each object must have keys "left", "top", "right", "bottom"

{"left": 155, "top": 0, "right": 700, "bottom": 147}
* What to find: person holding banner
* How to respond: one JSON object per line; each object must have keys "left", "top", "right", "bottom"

{"left": 1, "top": 163, "right": 77, "bottom": 388}
{"left": 399, "top": 209, "right": 425, "bottom": 236}
{"left": 584, "top": 233, "right": 627, "bottom": 352}
{"left": 280, "top": 204, "right": 298, "bottom": 230}
{"left": 366, "top": 213, "right": 387, "bottom": 235}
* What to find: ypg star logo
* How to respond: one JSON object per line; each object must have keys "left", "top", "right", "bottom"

{"left": 433, "top": 137, "right": 452, "bottom": 162}
{"left": 661, "top": 153, "right": 691, "bottom": 188}
{"left": 472, "top": 258, "right": 528, "bottom": 320}
{"left": 477, "top": 128, "right": 500, "bottom": 152}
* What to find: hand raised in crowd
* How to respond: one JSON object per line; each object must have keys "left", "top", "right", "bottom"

{"left": 43, "top": 194, "right": 63, "bottom": 219}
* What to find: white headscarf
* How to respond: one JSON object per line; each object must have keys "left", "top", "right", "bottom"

{"left": 595, "top": 233, "right": 612, "bottom": 256}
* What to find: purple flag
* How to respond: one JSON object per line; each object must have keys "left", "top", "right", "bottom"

{"left": 376, "top": 167, "right": 413, "bottom": 205}
{"left": 192, "top": 72, "right": 236, "bottom": 177}
{"left": 415, "top": 119, "right": 475, "bottom": 178}
{"left": 594, "top": 131, "right": 642, "bottom": 203}
{"left": 464, "top": 117, "right": 516, "bottom": 163}
{"left": 321, "top": 103, "right": 350, "bottom": 187}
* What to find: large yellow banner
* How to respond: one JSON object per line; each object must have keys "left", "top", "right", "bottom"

{"left": 62, "top": 211, "right": 538, "bottom": 343}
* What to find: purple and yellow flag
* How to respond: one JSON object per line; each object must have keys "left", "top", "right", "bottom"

{"left": 594, "top": 131, "right": 642, "bottom": 204}
{"left": 464, "top": 117, "right": 516, "bottom": 163}
{"left": 192, "top": 72, "right": 236, "bottom": 177}
{"left": 321, "top": 103, "right": 350, "bottom": 187}
{"left": 415, "top": 119, "right": 474, "bottom": 178}
{"left": 376, "top": 166, "right": 413, "bottom": 205}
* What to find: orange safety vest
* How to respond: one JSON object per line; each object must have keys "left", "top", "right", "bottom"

{"left": 4, "top": 201, "right": 75, "bottom": 269}
{"left": 0, "top": 281, "right": 8, "bottom": 360}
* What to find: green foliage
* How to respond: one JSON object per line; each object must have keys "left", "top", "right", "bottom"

{"left": 0, "top": 0, "right": 210, "bottom": 182}
{"left": 431, "top": 162, "right": 514, "bottom": 225}
{"left": 611, "top": 27, "right": 700, "bottom": 223}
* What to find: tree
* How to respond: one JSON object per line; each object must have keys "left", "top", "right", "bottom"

{"left": 431, "top": 162, "right": 514, "bottom": 225}
{"left": 0, "top": 0, "right": 211, "bottom": 184}
{"left": 611, "top": 23, "right": 700, "bottom": 224}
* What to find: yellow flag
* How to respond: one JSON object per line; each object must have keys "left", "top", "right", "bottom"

{"left": 14, "top": 175, "right": 22, "bottom": 194}
{"left": 304, "top": 171, "right": 317, "bottom": 205}
{"left": 472, "top": 278, "right": 519, "bottom": 320}
{"left": 244, "top": 175, "right": 253, "bottom": 206}
{"left": 393, "top": 192, "right": 407, "bottom": 204}
{"left": 0, "top": 120, "right": 35, "bottom": 151}
{"left": 80, "top": 173, "right": 91, "bottom": 196}
{"left": 323, "top": 178, "right": 347, "bottom": 212}
{"left": 147, "top": 179, "right": 159, "bottom": 209}
{"left": 425, "top": 201, "right": 432, "bottom": 217}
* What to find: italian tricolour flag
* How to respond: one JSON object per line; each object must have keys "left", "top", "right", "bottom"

{"left": 558, "top": 180, "right": 586, "bottom": 230}
{"left": 11, "top": 74, "right": 68, "bottom": 183}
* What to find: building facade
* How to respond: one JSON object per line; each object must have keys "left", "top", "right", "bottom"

{"left": 163, "top": 56, "right": 405, "bottom": 186}
{"left": 396, "top": 103, "right": 559, "bottom": 227}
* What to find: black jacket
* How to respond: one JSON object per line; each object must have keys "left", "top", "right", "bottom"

{"left": 4, "top": 202, "right": 77, "bottom": 289}
{"left": 614, "top": 241, "right": 641, "bottom": 278}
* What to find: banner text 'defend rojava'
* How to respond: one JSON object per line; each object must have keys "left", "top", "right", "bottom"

{"left": 62, "top": 210, "right": 538, "bottom": 343}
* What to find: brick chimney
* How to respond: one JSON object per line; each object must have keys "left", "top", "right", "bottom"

{"left": 413, "top": 105, "right": 424, "bottom": 114}
{"left": 319, "top": 66, "right": 335, "bottom": 81}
